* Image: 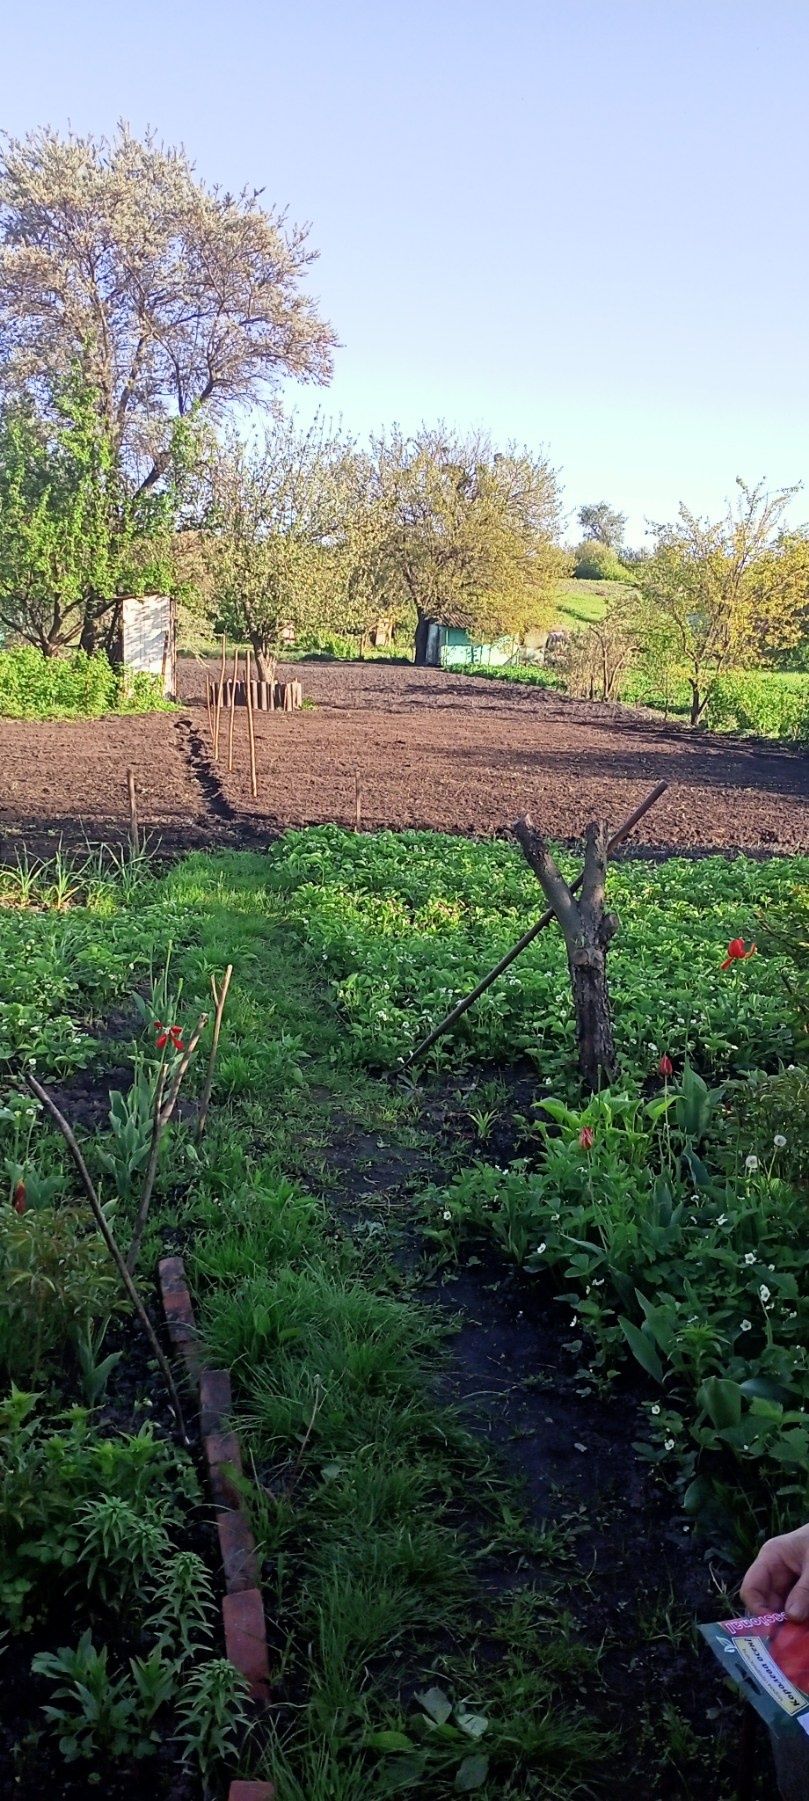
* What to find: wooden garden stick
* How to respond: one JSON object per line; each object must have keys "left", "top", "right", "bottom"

{"left": 26, "top": 1073, "right": 188, "bottom": 1442}
{"left": 354, "top": 767, "right": 361, "bottom": 831}
{"left": 245, "top": 647, "right": 258, "bottom": 798}
{"left": 227, "top": 648, "right": 240, "bottom": 774}
{"left": 405, "top": 780, "right": 667, "bottom": 1067}
{"left": 126, "top": 1011, "right": 210, "bottom": 1275}
{"left": 127, "top": 768, "right": 140, "bottom": 857}
{"left": 213, "top": 633, "right": 226, "bottom": 761}
{"left": 196, "top": 964, "right": 233, "bottom": 1144}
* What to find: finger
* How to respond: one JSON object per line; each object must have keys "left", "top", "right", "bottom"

{"left": 786, "top": 1573, "right": 809, "bottom": 1622}
{"left": 741, "top": 1550, "right": 788, "bottom": 1614}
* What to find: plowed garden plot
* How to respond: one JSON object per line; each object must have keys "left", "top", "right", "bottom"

{"left": 188, "top": 658, "right": 809, "bottom": 853}
{"left": 1, "top": 658, "right": 807, "bottom": 855}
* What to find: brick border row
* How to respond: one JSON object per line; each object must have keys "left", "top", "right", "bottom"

{"left": 158, "top": 1255, "right": 275, "bottom": 1801}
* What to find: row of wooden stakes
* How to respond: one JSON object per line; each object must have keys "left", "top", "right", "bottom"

{"left": 205, "top": 678, "right": 303, "bottom": 713}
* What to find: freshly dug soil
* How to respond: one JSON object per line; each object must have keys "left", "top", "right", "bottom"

{"left": 1, "top": 659, "right": 806, "bottom": 858}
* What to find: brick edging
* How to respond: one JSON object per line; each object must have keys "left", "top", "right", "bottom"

{"left": 157, "top": 1257, "right": 274, "bottom": 1801}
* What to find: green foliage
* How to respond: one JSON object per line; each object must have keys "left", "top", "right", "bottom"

{"left": 175, "top": 1659, "right": 251, "bottom": 1782}
{"left": 31, "top": 1631, "right": 170, "bottom": 1762}
{"left": 624, "top": 664, "right": 809, "bottom": 740}
{"left": 572, "top": 539, "right": 631, "bottom": 581}
{"left": 0, "top": 646, "right": 170, "bottom": 719}
{"left": 0, "top": 1389, "right": 198, "bottom": 1627}
{"left": 0, "top": 1202, "right": 120, "bottom": 1382}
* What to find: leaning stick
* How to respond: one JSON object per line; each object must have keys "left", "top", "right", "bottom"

{"left": 196, "top": 964, "right": 233, "bottom": 1144}
{"left": 245, "top": 648, "right": 258, "bottom": 798}
{"left": 354, "top": 767, "right": 362, "bottom": 831}
{"left": 405, "top": 780, "right": 668, "bottom": 1067}
{"left": 127, "top": 768, "right": 140, "bottom": 857}
{"left": 227, "top": 648, "right": 240, "bottom": 774}
{"left": 213, "top": 633, "right": 226, "bottom": 761}
{"left": 26, "top": 1073, "right": 188, "bottom": 1442}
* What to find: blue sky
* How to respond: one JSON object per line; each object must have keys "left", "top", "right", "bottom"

{"left": 2, "top": 0, "right": 807, "bottom": 543}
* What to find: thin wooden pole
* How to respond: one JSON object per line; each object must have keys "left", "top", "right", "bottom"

{"left": 245, "top": 647, "right": 258, "bottom": 799}
{"left": 213, "top": 633, "right": 226, "bottom": 761}
{"left": 196, "top": 965, "right": 233, "bottom": 1144}
{"left": 127, "top": 768, "right": 140, "bottom": 857}
{"left": 405, "top": 780, "right": 668, "bottom": 1067}
{"left": 354, "top": 767, "right": 361, "bottom": 831}
{"left": 227, "top": 647, "right": 240, "bottom": 774}
{"left": 205, "top": 675, "right": 213, "bottom": 746}
{"left": 26, "top": 1073, "right": 188, "bottom": 1442}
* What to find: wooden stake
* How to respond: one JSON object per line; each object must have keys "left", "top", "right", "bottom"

{"left": 26, "top": 1073, "right": 188, "bottom": 1442}
{"left": 245, "top": 647, "right": 258, "bottom": 799}
{"left": 405, "top": 780, "right": 668, "bottom": 1066}
{"left": 354, "top": 767, "right": 361, "bottom": 830}
{"left": 213, "top": 633, "right": 226, "bottom": 761}
{"left": 514, "top": 816, "right": 618, "bottom": 1089}
{"left": 205, "top": 675, "right": 213, "bottom": 746}
{"left": 196, "top": 965, "right": 233, "bottom": 1144}
{"left": 127, "top": 768, "right": 140, "bottom": 857}
{"left": 227, "top": 648, "right": 240, "bottom": 773}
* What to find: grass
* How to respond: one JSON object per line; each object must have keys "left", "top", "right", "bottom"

{"left": 1, "top": 830, "right": 804, "bottom": 1793}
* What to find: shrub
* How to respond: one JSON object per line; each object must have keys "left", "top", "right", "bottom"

{"left": 707, "top": 672, "right": 809, "bottom": 741}
{"left": 572, "top": 540, "right": 630, "bottom": 582}
{"left": 0, "top": 648, "right": 171, "bottom": 719}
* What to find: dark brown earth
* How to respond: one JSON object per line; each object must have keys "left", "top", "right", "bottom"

{"left": 1, "top": 657, "right": 806, "bottom": 857}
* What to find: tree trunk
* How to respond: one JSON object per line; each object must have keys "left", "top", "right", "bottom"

{"left": 254, "top": 642, "right": 275, "bottom": 684}
{"left": 413, "top": 613, "right": 432, "bottom": 666}
{"left": 689, "top": 682, "right": 708, "bottom": 727}
{"left": 513, "top": 816, "right": 619, "bottom": 1090}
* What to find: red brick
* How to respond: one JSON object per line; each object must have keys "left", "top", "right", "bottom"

{"left": 163, "top": 1286, "right": 195, "bottom": 1323}
{"left": 228, "top": 1783, "right": 275, "bottom": 1800}
{"left": 222, "top": 1589, "right": 270, "bottom": 1701}
{"left": 217, "top": 1507, "right": 259, "bottom": 1592}
{"left": 158, "top": 1255, "right": 187, "bottom": 1295}
{"left": 205, "top": 1429, "right": 242, "bottom": 1472}
{"left": 200, "top": 1367, "right": 232, "bottom": 1434}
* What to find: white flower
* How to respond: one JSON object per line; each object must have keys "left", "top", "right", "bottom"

{"left": 651, "top": 1404, "right": 661, "bottom": 1416}
{"left": 551, "top": 1213, "right": 560, "bottom": 1223}
{"left": 535, "top": 1243, "right": 547, "bottom": 1255}
{"left": 759, "top": 1285, "right": 771, "bottom": 1304}
{"left": 442, "top": 1210, "right": 452, "bottom": 1222}
{"left": 664, "top": 1438, "right": 675, "bottom": 1451}
{"left": 745, "top": 1154, "right": 759, "bottom": 1173}
{"left": 740, "top": 1319, "right": 752, "bottom": 1332}
{"left": 743, "top": 1253, "right": 756, "bottom": 1266}
{"left": 774, "top": 1134, "right": 787, "bottom": 1149}
{"left": 716, "top": 1215, "right": 728, "bottom": 1227}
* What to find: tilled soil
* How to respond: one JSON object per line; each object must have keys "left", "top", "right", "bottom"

{"left": 1, "top": 658, "right": 807, "bottom": 857}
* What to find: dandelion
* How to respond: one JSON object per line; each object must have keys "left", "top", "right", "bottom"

{"left": 745, "top": 1154, "right": 759, "bottom": 1173}
{"left": 743, "top": 1253, "right": 756, "bottom": 1266}
{"left": 774, "top": 1134, "right": 787, "bottom": 1149}
{"left": 759, "top": 1285, "right": 771, "bottom": 1304}
{"left": 740, "top": 1319, "right": 752, "bottom": 1332}
{"left": 721, "top": 937, "right": 757, "bottom": 971}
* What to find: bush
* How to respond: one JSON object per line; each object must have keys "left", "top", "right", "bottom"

{"left": 707, "top": 672, "right": 809, "bottom": 741}
{"left": 572, "top": 540, "right": 630, "bottom": 582}
{"left": 0, "top": 648, "right": 171, "bottom": 720}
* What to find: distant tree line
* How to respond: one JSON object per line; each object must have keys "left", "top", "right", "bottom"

{"left": 0, "top": 124, "right": 806, "bottom": 713}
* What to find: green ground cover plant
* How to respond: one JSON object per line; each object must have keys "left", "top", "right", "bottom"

{"left": 0, "top": 647, "right": 172, "bottom": 719}
{"left": 1, "top": 828, "right": 804, "bottom": 1793}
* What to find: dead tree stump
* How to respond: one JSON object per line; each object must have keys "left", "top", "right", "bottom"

{"left": 513, "top": 815, "right": 619, "bottom": 1090}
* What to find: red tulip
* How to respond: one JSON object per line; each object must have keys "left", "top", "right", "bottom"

{"left": 154, "top": 1021, "right": 185, "bottom": 1053}
{"left": 579, "top": 1126, "right": 594, "bottom": 1150}
{"left": 658, "top": 1054, "right": 674, "bottom": 1078}
{"left": 12, "top": 1180, "right": 26, "bottom": 1215}
{"left": 721, "top": 938, "right": 756, "bottom": 971}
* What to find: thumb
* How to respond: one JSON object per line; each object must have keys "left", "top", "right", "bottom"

{"left": 785, "top": 1574, "right": 809, "bottom": 1622}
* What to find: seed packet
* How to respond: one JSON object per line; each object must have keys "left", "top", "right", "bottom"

{"left": 700, "top": 1612, "right": 809, "bottom": 1735}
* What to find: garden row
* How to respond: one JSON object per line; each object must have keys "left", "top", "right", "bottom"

{"left": 0, "top": 828, "right": 806, "bottom": 1794}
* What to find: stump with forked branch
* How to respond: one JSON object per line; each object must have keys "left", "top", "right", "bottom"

{"left": 513, "top": 815, "right": 619, "bottom": 1090}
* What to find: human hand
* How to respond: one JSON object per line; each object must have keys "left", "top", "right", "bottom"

{"left": 741, "top": 1524, "right": 809, "bottom": 1621}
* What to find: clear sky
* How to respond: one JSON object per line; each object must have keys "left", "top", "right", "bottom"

{"left": 2, "top": 0, "right": 807, "bottom": 543}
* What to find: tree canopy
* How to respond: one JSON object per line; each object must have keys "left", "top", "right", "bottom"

{"left": 0, "top": 125, "right": 336, "bottom": 498}
{"left": 577, "top": 501, "right": 626, "bottom": 549}
{"left": 636, "top": 478, "right": 803, "bottom": 723}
